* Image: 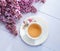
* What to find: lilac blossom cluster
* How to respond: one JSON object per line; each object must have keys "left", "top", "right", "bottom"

{"left": 0, "top": 0, "right": 45, "bottom": 36}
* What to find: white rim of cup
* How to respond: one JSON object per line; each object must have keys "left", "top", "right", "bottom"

{"left": 26, "top": 22, "right": 43, "bottom": 40}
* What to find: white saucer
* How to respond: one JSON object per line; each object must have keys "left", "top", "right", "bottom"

{"left": 19, "top": 16, "right": 48, "bottom": 46}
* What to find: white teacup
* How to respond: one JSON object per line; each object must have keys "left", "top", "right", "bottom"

{"left": 26, "top": 22, "right": 42, "bottom": 39}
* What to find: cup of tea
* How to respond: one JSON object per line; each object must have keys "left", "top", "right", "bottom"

{"left": 20, "top": 16, "right": 48, "bottom": 46}
{"left": 26, "top": 22, "right": 42, "bottom": 39}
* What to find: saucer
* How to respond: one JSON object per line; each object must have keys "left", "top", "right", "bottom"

{"left": 19, "top": 16, "right": 48, "bottom": 46}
